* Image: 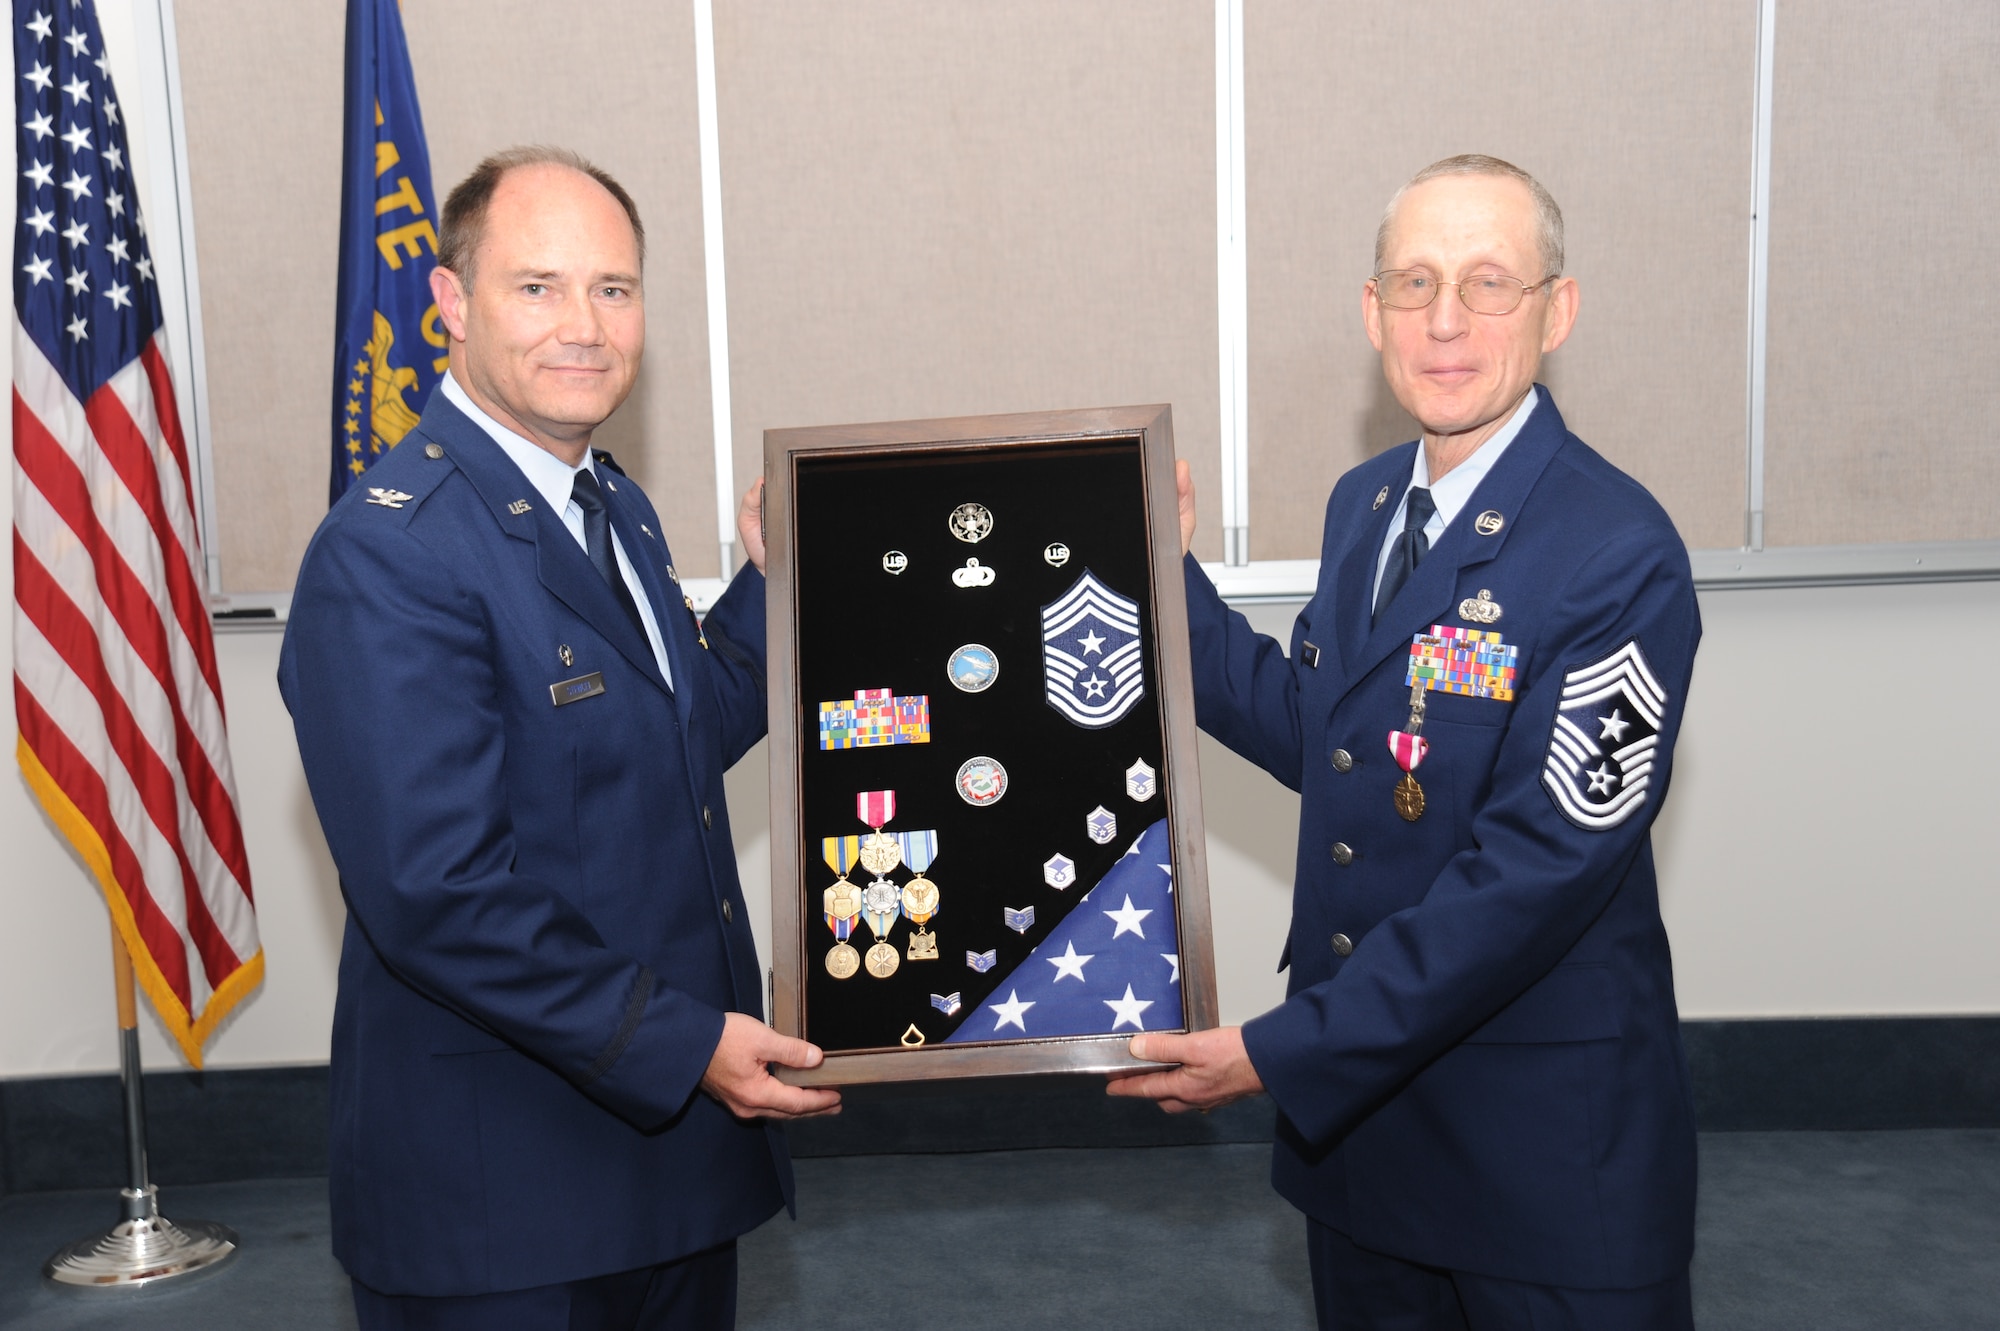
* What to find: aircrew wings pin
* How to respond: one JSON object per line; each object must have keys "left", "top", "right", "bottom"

{"left": 1542, "top": 640, "right": 1667, "bottom": 831}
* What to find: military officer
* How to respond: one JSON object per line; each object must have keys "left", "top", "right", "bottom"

{"left": 1110, "top": 155, "right": 1701, "bottom": 1330}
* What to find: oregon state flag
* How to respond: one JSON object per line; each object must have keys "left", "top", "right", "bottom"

{"left": 331, "top": 0, "right": 440, "bottom": 503}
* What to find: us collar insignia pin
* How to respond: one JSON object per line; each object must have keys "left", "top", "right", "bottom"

{"left": 1474, "top": 510, "right": 1505, "bottom": 536}
{"left": 883, "top": 549, "right": 908, "bottom": 575}
{"left": 1373, "top": 486, "right": 1391, "bottom": 511}
{"left": 366, "top": 487, "right": 413, "bottom": 509}
{"left": 507, "top": 499, "right": 532, "bottom": 515}
{"left": 559, "top": 644, "right": 574, "bottom": 667}
{"left": 1458, "top": 589, "right": 1503, "bottom": 624}
{"left": 1043, "top": 541, "right": 1071, "bottom": 567}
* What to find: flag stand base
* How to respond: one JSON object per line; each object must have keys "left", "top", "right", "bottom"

{"left": 43, "top": 1186, "right": 238, "bottom": 1289}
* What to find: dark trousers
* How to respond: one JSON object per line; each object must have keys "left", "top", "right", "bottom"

{"left": 1307, "top": 1220, "right": 1692, "bottom": 1331}
{"left": 350, "top": 1240, "right": 737, "bottom": 1331}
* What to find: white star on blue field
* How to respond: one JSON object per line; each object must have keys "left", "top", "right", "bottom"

{"left": 946, "top": 818, "right": 1183, "bottom": 1042}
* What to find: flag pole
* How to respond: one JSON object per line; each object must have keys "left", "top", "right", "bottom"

{"left": 41, "top": 926, "right": 239, "bottom": 1290}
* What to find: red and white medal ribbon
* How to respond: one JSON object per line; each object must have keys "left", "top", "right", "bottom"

{"left": 856, "top": 789, "right": 897, "bottom": 828}
{"left": 1386, "top": 730, "right": 1429, "bottom": 774}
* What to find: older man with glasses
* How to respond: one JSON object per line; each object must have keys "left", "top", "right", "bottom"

{"left": 1113, "top": 155, "right": 1701, "bottom": 1331}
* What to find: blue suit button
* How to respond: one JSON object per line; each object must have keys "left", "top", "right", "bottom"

{"left": 1330, "top": 933, "right": 1353, "bottom": 957}
{"left": 1330, "top": 749, "right": 1353, "bottom": 773}
{"left": 1330, "top": 842, "right": 1354, "bottom": 866}
{"left": 722, "top": 899, "right": 735, "bottom": 924}
{"left": 703, "top": 805, "right": 714, "bottom": 830}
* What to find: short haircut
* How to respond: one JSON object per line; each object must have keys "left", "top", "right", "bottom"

{"left": 1374, "top": 154, "right": 1564, "bottom": 279}
{"left": 435, "top": 145, "right": 646, "bottom": 281}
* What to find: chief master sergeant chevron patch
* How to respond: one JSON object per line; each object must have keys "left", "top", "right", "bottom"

{"left": 1542, "top": 639, "right": 1667, "bottom": 831}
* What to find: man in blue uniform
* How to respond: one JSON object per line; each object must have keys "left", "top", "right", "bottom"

{"left": 282, "top": 147, "right": 839, "bottom": 1329}
{"left": 1111, "top": 156, "right": 1700, "bottom": 1329}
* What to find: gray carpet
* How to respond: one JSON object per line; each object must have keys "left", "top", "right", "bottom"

{"left": 0, "top": 1132, "right": 1994, "bottom": 1328}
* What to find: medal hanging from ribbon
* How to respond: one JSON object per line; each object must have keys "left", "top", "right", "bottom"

{"left": 1388, "top": 680, "right": 1430, "bottom": 822}
{"left": 854, "top": 791, "right": 903, "bottom": 977}
{"left": 820, "top": 836, "right": 864, "bottom": 979}
{"left": 898, "top": 830, "right": 941, "bottom": 960}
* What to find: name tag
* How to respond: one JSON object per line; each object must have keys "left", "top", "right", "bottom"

{"left": 549, "top": 672, "right": 606, "bottom": 707}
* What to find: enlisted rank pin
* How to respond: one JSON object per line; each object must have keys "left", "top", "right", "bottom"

{"left": 1474, "top": 509, "right": 1505, "bottom": 536}
{"left": 1003, "top": 905, "right": 1036, "bottom": 934}
{"left": 365, "top": 487, "right": 413, "bottom": 509}
{"left": 1125, "top": 759, "right": 1157, "bottom": 801}
{"left": 1373, "top": 486, "right": 1391, "bottom": 511}
{"left": 507, "top": 499, "right": 532, "bottom": 515}
{"left": 967, "top": 949, "right": 998, "bottom": 973}
{"left": 931, "top": 992, "right": 963, "bottom": 1017}
{"left": 900, "top": 1025, "right": 926, "bottom": 1047}
{"left": 1458, "top": 589, "right": 1503, "bottom": 624}
{"left": 1044, "top": 854, "right": 1077, "bottom": 889}
{"left": 1086, "top": 806, "right": 1118, "bottom": 845}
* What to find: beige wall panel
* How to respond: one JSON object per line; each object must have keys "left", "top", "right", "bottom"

{"left": 1762, "top": 4, "right": 2000, "bottom": 547}
{"left": 179, "top": 2, "right": 716, "bottom": 590}
{"left": 1246, "top": 1, "right": 1752, "bottom": 559}
{"left": 713, "top": 1, "right": 1223, "bottom": 559}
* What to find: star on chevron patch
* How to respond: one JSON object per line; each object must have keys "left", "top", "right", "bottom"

{"left": 1541, "top": 640, "right": 1667, "bottom": 831}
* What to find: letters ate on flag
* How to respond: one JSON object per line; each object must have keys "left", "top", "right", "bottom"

{"left": 331, "top": 0, "right": 439, "bottom": 503}
{"left": 12, "top": 0, "right": 260, "bottom": 1063}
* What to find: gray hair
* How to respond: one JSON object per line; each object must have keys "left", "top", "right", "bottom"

{"left": 436, "top": 145, "right": 645, "bottom": 281}
{"left": 1373, "top": 154, "right": 1564, "bottom": 279}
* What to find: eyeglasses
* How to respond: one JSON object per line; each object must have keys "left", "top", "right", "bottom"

{"left": 1372, "top": 270, "right": 1557, "bottom": 316}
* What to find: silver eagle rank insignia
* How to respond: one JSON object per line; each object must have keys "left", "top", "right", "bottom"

{"left": 366, "top": 487, "right": 414, "bottom": 509}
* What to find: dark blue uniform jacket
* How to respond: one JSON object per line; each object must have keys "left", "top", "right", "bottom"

{"left": 279, "top": 392, "right": 785, "bottom": 1297}
{"left": 1188, "top": 388, "right": 1699, "bottom": 1290}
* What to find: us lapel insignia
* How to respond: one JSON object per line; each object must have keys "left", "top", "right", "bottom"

{"left": 507, "top": 499, "right": 532, "bottom": 515}
{"left": 1474, "top": 509, "right": 1505, "bottom": 536}
{"left": 1458, "top": 589, "right": 1503, "bottom": 624}
{"left": 1373, "top": 486, "right": 1390, "bottom": 510}
{"left": 366, "top": 487, "right": 413, "bottom": 509}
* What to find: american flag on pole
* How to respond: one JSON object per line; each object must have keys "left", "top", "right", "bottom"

{"left": 11, "top": 0, "right": 260, "bottom": 1064}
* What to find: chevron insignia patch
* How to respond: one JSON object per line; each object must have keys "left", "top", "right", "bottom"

{"left": 1041, "top": 570, "right": 1145, "bottom": 729}
{"left": 1542, "top": 640, "right": 1666, "bottom": 831}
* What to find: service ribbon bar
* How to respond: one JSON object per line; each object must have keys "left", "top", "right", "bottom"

{"left": 817, "top": 688, "right": 933, "bottom": 750}
{"left": 1406, "top": 625, "right": 1520, "bottom": 701}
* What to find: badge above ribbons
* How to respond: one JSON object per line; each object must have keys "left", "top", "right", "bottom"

{"left": 1041, "top": 570, "right": 1145, "bottom": 729}
{"left": 1542, "top": 640, "right": 1667, "bottom": 831}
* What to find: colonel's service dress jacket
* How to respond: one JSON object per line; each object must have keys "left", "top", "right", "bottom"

{"left": 279, "top": 392, "right": 785, "bottom": 1297}
{"left": 1187, "top": 388, "right": 1700, "bottom": 1290}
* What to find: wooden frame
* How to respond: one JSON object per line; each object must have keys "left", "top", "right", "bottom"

{"left": 764, "top": 405, "right": 1217, "bottom": 1085}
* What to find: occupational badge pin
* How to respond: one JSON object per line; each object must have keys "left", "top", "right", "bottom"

{"left": 1373, "top": 486, "right": 1391, "bottom": 511}
{"left": 1086, "top": 806, "right": 1118, "bottom": 845}
{"left": 365, "top": 487, "right": 413, "bottom": 509}
{"left": 931, "top": 992, "right": 963, "bottom": 1017}
{"left": 882, "top": 549, "right": 909, "bottom": 575}
{"left": 967, "top": 949, "right": 998, "bottom": 973}
{"left": 947, "top": 644, "right": 999, "bottom": 693}
{"left": 1458, "top": 588, "right": 1503, "bottom": 624}
{"left": 507, "top": 499, "right": 532, "bottom": 515}
{"left": 1125, "top": 759, "right": 1157, "bottom": 802}
{"left": 1042, "top": 570, "right": 1145, "bottom": 729}
{"left": 1004, "top": 905, "right": 1036, "bottom": 934}
{"left": 948, "top": 502, "right": 994, "bottom": 543}
{"left": 951, "top": 558, "right": 996, "bottom": 588}
{"left": 956, "top": 757, "right": 1007, "bottom": 806}
{"left": 1043, "top": 854, "right": 1077, "bottom": 889}
{"left": 1044, "top": 542, "right": 1071, "bottom": 567}
{"left": 1542, "top": 640, "right": 1666, "bottom": 832}
{"left": 1474, "top": 510, "right": 1505, "bottom": 536}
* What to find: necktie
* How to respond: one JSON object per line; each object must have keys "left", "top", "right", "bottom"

{"left": 1373, "top": 486, "right": 1437, "bottom": 625}
{"left": 570, "top": 468, "right": 648, "bottom": 641}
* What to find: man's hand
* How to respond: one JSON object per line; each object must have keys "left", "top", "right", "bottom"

{"left": 1105, "top": 1026, "right": 1263, "bottom": 1114}
{"left": 736, "top": 477, "right": 767, "bottom": 574}
{"left": 1176, "top": 458, "right": 1196, "bottom": 557}
{"left": 700, "top": 1011, "right": 841, "bottom": 1121}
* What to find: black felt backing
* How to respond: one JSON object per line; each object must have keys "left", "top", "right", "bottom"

{"left": 793, "top": 438, "right": 1175, "bottom": 1052}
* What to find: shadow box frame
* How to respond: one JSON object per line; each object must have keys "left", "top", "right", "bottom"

{"left": 763, "top": 404, "right": 1218, "bottom": 1086}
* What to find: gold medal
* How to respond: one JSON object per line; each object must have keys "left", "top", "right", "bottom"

{"left": 865, "top": 941, "right": 901, "bottom": 978}
{"left": 825, "top": 942, "right": 860, "bottom": 978}
{"left": 906, "top": 929, "right": 939, "bottom": 961}
{"left": 901, "top": 875, "right": 939, "bottom": 921}
{"left": 1393, "top": 772, "right": 1426, "bottom": 822}
{"left": 858, "top": 830, "right": 902, "bottom": 877}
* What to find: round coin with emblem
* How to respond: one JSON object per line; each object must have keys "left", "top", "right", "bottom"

{"left": 955, "top": 756, "right": 1008, "bottom": 807}
{"left": 948, "top": 502, "right": 994, "bottom": 544}
{"left": 882, "top": 549, "right": 908, "bottom": 575}
{"left": 825, "top": 942, "right": 861, "bottom": 979}
{"left": 865, "top": 942, "right": 901, "bottom": 979}
{"left": 947, "top": 643, "right": 999, "bottom": 693}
